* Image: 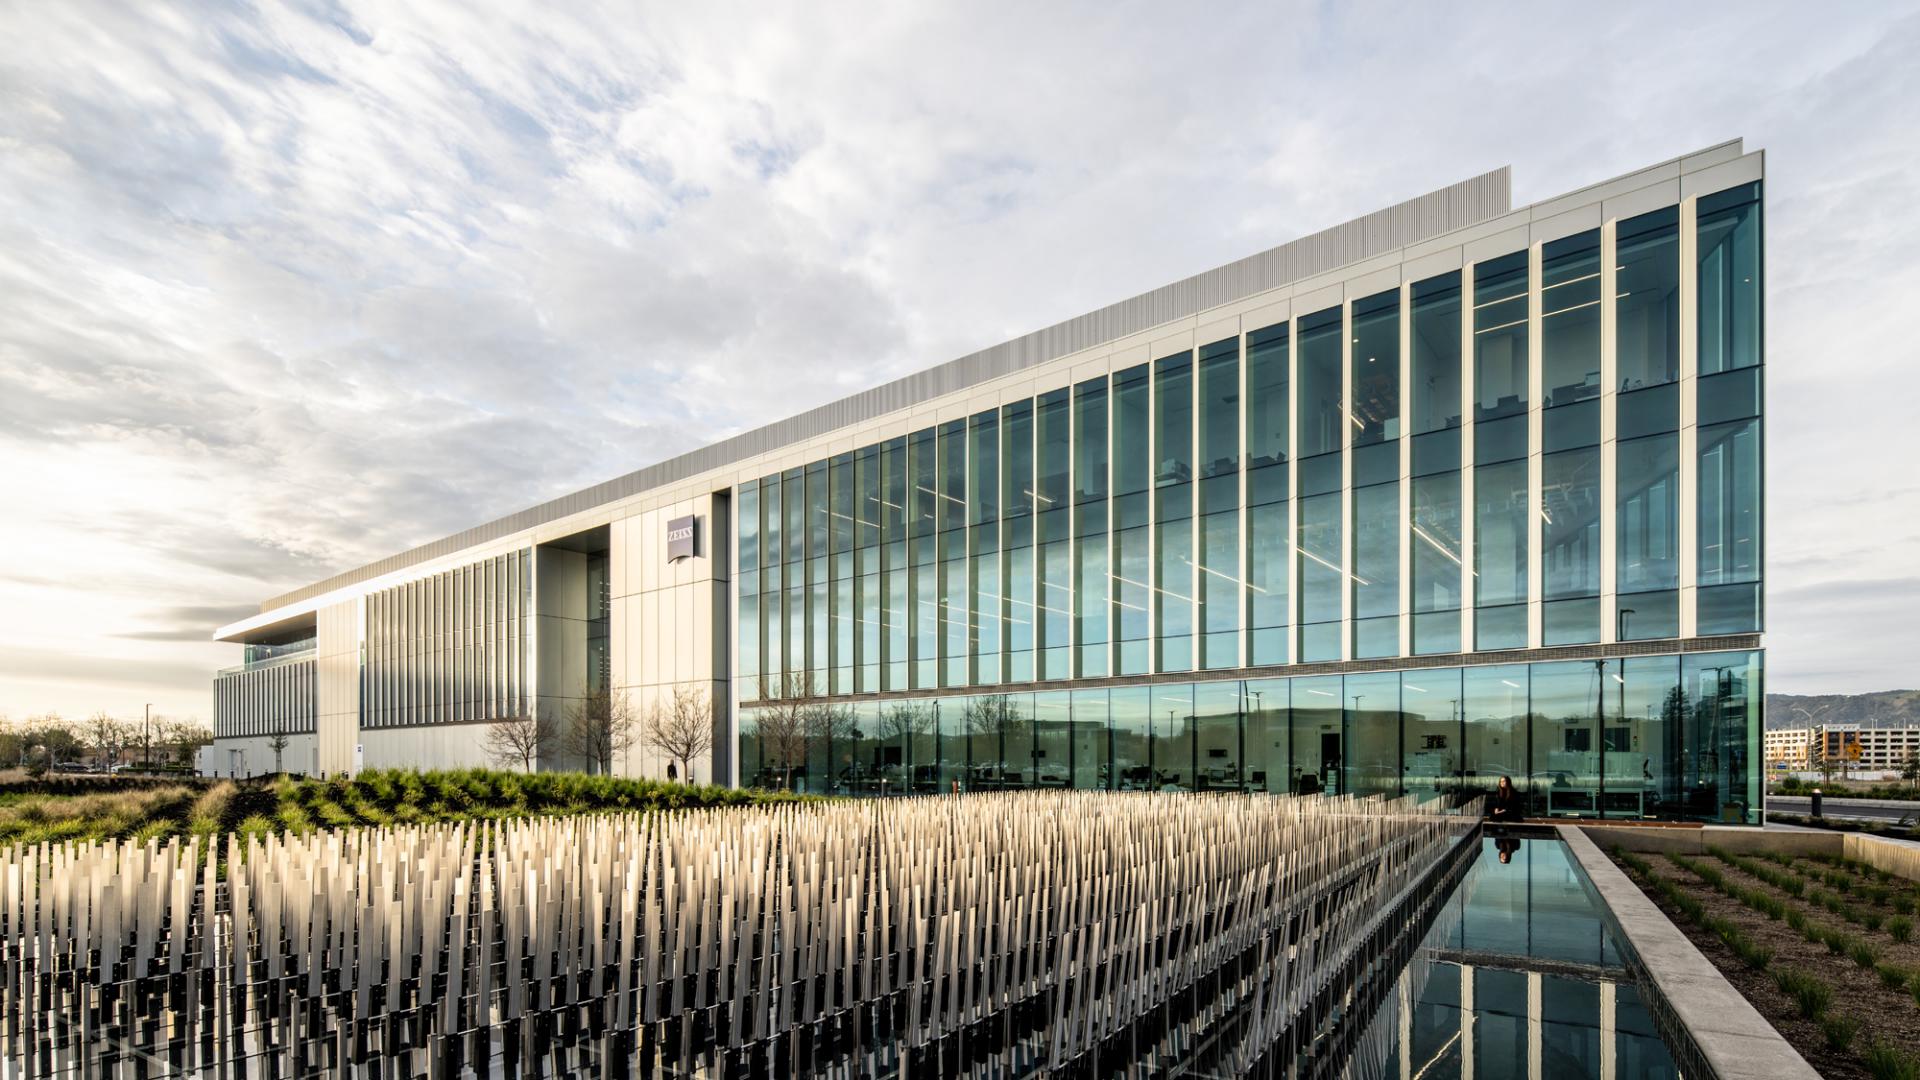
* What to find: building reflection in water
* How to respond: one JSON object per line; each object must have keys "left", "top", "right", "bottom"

{"left": 1378, "top": 835, "right": 1678, "bottom": 1080}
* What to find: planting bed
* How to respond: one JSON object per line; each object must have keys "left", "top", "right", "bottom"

{"left": 1608, "top": 845, "right": 1920, "bottom": 1080}
{"left": 0, "top": 768, "right": 814, "bottom": 845}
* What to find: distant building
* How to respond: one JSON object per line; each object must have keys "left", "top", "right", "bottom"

{"left": 1770, "top": 725, "right": 1920, "bottom": 776}
{"left": 1816, "top": 725, "right": 1919, "bottom": 774}
{"left": 1764, "top": 727, "right": 1810, "bottom": 770}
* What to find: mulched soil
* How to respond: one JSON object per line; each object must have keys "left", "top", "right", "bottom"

{"left": 1607, "top": 849, "right": 1920, "bottom": 1080}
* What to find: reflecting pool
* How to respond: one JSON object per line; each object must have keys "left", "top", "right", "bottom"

{"left": 1369, "top": 832, "right": 1678, "bottom": 1080}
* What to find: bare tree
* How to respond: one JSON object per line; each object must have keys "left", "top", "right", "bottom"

{"left": 965, "top": 695, "right": 1028, "bottom": 786}
{"left": 878, "top": 701, "right": 934, "bottom": 743}
{"left": 267, "top": 724, "right": 291, "bottom": 775}
{"left": 643, "top": 686, "right": 715, "bottom": 784}
{"left": 805, "top": 698, "right": 859, "bottom": 791}
{"left": 160, "top": 719, "right": 213, "bottom": 766}
{"left": 28, "top": 713, "right": 80, "bottom": 770}
{"left": 84, "top": 711, "right": 134, "bottom": 770}
{"left": 484, "top": 713, "right": 557, "bottom": 773}
{"left": 753, "top": 672, "right": 820, "bottom": 791}
{"left": 564, "top": 687, "right": 640, "bottom": 775}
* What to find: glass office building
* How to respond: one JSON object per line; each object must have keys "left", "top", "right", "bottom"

{"left": 214, "top": 142, "right": 1765, "bottom": 822}
{"left": 734, "top": 155, "right": 1764, "bottom": 822}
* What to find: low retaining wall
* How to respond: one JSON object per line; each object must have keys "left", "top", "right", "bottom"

{"left": 1578, "top": 822, "right": 1920, "bottom": 886}
{"left": 1578, "top": 823, "right": 1841, "bottom": 856}
{"left": 1558, "top": 825, "right": 1818, "bottom": 1080}
{"left": 1845, "top": 832, "right": 1920, "bottom": 883}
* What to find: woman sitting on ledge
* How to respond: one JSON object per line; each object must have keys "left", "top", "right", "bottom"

{"left": 1487, "top": 775, "right": 1522, "bottom": 823}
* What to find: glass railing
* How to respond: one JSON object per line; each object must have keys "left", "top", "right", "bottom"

{"left": 218, "top": 640, "right": 316, "bottom": 677}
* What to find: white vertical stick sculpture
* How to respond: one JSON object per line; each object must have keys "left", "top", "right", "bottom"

{"left": 0, "top": 790, "right": 1476, "bottom": 1078}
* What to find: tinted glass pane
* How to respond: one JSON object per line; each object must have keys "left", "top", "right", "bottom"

{"left": 1073, "top": 378, "right": 1107, "bottom": 503}
{"left": 1148, "top": 683, "right": 1194, "bottom": 791}
{"left": 1531, "top": 660, "right": 1602, "bottom": 817}
{"left": 937, "top": 423, "right": 965, "bottom": 531}
{"left": 1617, "top": 206, "right": 1679, "bottom": 390}
{"left": 1604, "top": 655, "right": 1678, "bottom": 819}
{"left": 1070, "top": 688, "right": 1108, "bottom": 789}
{"left": 1474, "top": 458, "right": 1528, "bottom": 610}
{"left": 1411, "top": 272, "right": 1462, "bottom": 435}
{"left": 1698, "top": 183, "right": 1762, "bottom": 376}
{"left": 1199, "top": 339, "right": 1240, "bottom": 481}
{"left": 969, "top": 413, "right": 998, "bottom": 526}
{"left": 1541, "top": 398, "right": 1598, "bottom": 452}
{"left": 806, "top": 462, "right": 829, "bottom": 557}
{"left": 1154, "top": 353, "right": 1193, "bottom": 487}
{"left": 1698, "top": 582, "right": 1762, "bottom": 635}
{"left": 1033, "top": 692, "right": 1071, "bottom": 788}
{"left": 1352, "top": 289, "right": 1400, "bottom": 445}
{"left": 1474, "top": 252, "right": 1528, "bottom": 422}
{"left": 1617, "top": 434, "right": 1679, "bottom": 597}
{"left": 1199, "top": 506, "right": 1238, "bottom": 669}
{"left": 1291, "top": 675, "right": 1343, "bottom": 794}
{"left": 1617, "top": 382, "right": 1677, "bottom": 440}
{"left": 1699, "top": 419, "right": 1761, "bottom": 587}
{"left": 1248, "top": 499, "right": 1289, "bottom": 665}
{"left": 1463, "top": 664, "right": 1528, "bottom": 803}
{"left": 1543, "top": 597, "right": 1598, "bottom": 647}
{"left": 1345, "top": 671, "right": 1401, "bottom": 797}
{"left": 1683, "top": 650, "right": 1762, "bottom": 823}
{"left": 1036, "top": 389, "right": 1070, "bottom": 509}
{"left": 738, "top": 481, "right": 760, "bottom": 569}
{"left": 1412, "top": 611, "right": 1459, "bottom": 656}
{"left": 1111, "top": 686, "right": 1150, "bottom": 789}
{"left": 830, "top": 454, "right": 853, "bottom": 552}
{"left": 783, "top": 468, "right": 804, "bottom": 564}
{"left": 1403, "top": 668, "right": 1462, "bottom": 802}
{"left": 1698, "top": 367, "right": 1761, "bottom": 425}
{"left": 1352, "top": 481, "right": 1399, "bottom": 658}
{"left": 1617, "top": 590, "right": 1677, "bottom": 641}
{"left": 1247, "top": 323, "right": 1289, "bottom": 467}
{"left": 1297, "top": 307, "right": 1343, "bottom": 458}
{"left": 933, "top": 698, "right": 966, "bottom": 790}
{"left": 1474, "top": 414, "right": 1527, "bottom": 467}
{"left": 1245, "top": 679, "right": 1287, "bottom": 792}
{"left": 1411, "top": 472, "right": 1461, "bottom": 619}
{"left": 1154, "top": 516, "right": 1194, "bottom": 673}
{"left": 1541, "top": 447, "right": 1601, "bottom": 602}
{"left": 1298, "top": 491, "right": 1342, "bottom": 661}
{"left": 1298, "top": 452, "right": 1341, "bottom": 496}
{"left": 1541, "top": 229, "right": 1601, "bottom": 407}
{"left": 1412, "top": 429, "right": 1459, "bottom": 476}
{"left": 1112, "top": 365, "right": 1149, "bottom": 498}
{"left": 1113, "top": 517, "right": 1149, "bottom": 675}
{"left": 1074, "top": 506, "right": 1107, "bottom": 678}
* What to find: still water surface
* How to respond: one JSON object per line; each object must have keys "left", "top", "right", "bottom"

{"left": 1373, "top": 834, "right": 1677, "bottom": 1080}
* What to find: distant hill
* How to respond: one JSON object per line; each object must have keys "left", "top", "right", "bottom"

{"left": 1765, "top": 690, "right": 1920, "bottom": 729}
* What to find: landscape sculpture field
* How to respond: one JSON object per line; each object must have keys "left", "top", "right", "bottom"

{"left": 1, "top": 789, "right": 1475, "bottom": 1078}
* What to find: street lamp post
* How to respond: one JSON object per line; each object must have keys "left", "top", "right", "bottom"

{"left": 144, "top": 703, "right": 152, "bottom": 771}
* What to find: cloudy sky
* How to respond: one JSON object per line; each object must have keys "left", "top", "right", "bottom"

{"left": 1, "top": 1, "right": 1916, "bottom": 726}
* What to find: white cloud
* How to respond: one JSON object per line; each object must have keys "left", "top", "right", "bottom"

{"left": 0, "top": 0, "right": 1915, "bottom": 724}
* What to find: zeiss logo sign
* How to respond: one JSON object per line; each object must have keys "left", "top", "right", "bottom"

{"left": 666, "top": 515, "right": 698, "bottom": 562}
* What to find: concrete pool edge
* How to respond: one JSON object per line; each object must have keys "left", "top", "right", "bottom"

{"left": 1556, "top": 824, "right": 1820, "bottom": 1080}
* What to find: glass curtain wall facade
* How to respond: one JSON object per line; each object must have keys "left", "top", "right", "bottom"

{"left": 737, "top": 651, "right": 1763, "bottom": 822}
{"left": 736, "top": 179, "right": 1765, "bottom": 823}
